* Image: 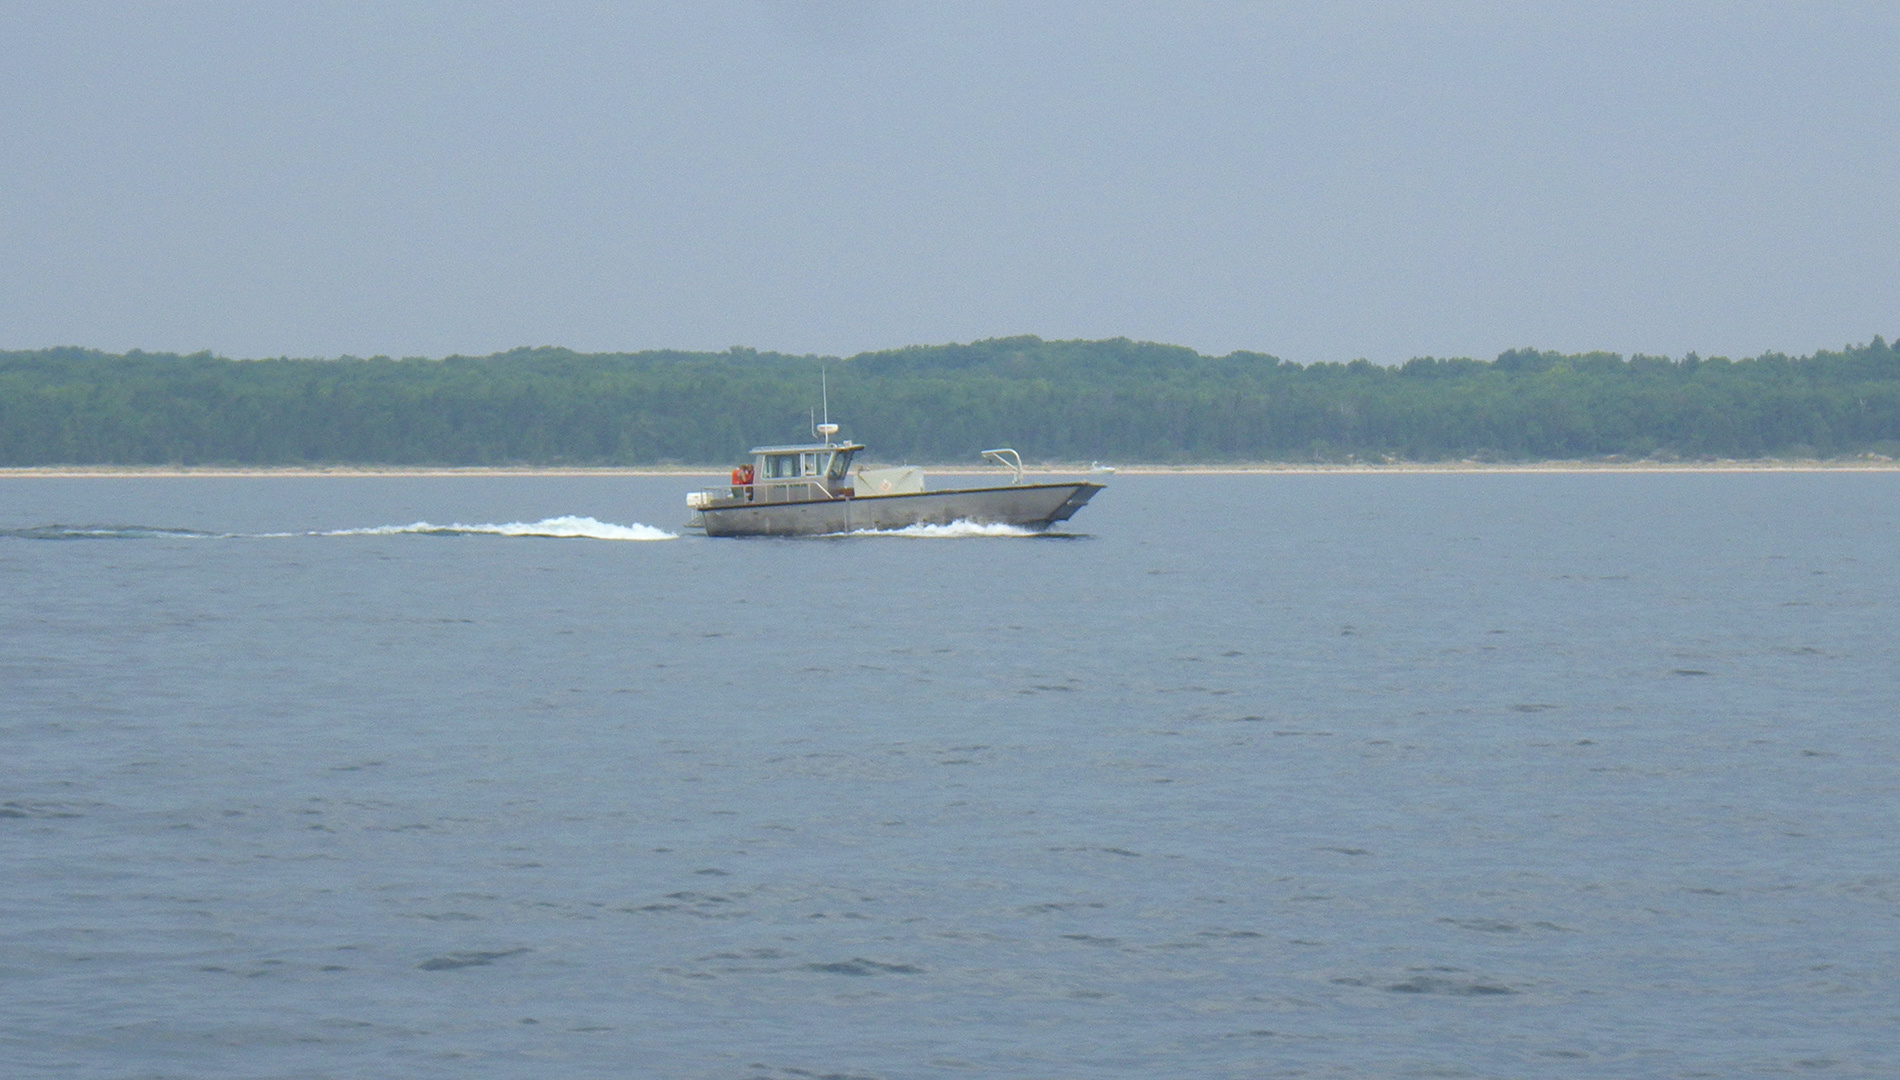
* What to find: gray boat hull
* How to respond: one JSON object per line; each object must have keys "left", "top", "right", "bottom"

{"left": 698, "top": 481, "right": 1102, "bottom": 537}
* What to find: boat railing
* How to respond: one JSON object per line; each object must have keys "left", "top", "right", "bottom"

{"left": 766, "top": 479, "right": 845, "bottom": 501}
{"left": 980, "top": 448, "right": 1025, "bottom": 484}
{"left": 691, "top": 478, "right": 845, "bottom": 507}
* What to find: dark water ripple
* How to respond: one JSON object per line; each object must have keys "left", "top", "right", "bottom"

{"left": 2, "top": 473, "right": 1897, "bottom": 1078}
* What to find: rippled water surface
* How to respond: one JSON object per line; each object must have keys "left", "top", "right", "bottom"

{"left": 3, "top": 473, "right": 1897, "bottom": 1078}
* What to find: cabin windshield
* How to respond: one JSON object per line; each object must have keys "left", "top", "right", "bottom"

{"left": 758, "top": 447, "right": 857, "bottom": 482}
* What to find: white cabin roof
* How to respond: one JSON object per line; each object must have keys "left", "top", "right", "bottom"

{"left": 746, "top": 442, "right": 865, "bottom": 455}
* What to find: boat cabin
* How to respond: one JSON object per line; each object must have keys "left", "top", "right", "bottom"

{"left": 728, "top": 442, "right": 863, "bottom": 503}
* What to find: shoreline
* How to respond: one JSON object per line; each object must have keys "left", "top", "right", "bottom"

{"left": 2, "top": 459, "right": 1897, "bottom": 478}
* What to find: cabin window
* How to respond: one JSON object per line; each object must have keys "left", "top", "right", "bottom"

{"left": 826, "top": 450, "right": 854, "bottom": 478}
{"left": 801, "top": 453, "right": 819, "bottom": 475}
{"left": 765, "top": 455, "right": 798, "bottom": 479}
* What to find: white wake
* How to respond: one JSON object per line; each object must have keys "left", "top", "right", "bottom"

{"left": 843, "top": 520, "right": 1041, "bottom": 538}
{"left": 319, "top": 516, "right": 676, "bottom": 541}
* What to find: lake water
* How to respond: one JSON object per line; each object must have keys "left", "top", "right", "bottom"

{"left": 2, "top": 472, "right": 1896, "bottom": 1079}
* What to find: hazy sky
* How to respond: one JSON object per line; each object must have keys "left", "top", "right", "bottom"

{"left": 3, "top": 1, "right": 1896, "bottom": 363}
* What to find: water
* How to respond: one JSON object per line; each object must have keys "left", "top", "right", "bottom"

{"left": 2, "top": 473, "right": 1896, "bottom": 1078}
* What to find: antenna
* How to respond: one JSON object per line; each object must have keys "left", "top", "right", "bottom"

{"left": 814, "top": 365, "right": 839, "bottom": 445}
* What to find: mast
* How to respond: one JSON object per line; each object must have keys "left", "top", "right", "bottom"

{"left": 815, "top": 365, "right": 838, "bottom": 445}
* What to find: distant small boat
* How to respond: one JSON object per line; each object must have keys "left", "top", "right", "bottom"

{"left": 686, "top": 430, "right": 1104, "bottom": 537}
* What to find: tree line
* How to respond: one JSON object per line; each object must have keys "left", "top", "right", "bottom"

{"left": 2, "top": 336, "right": 1898, "bottom": 465}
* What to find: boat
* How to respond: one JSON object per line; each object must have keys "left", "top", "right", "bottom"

{"left": 685, "top": 425, "right": 1104, "bottom": 537}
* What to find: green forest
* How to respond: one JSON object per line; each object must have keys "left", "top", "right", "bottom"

{"left": 3, "top": 336, "right": 1898, "bottom": 465}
